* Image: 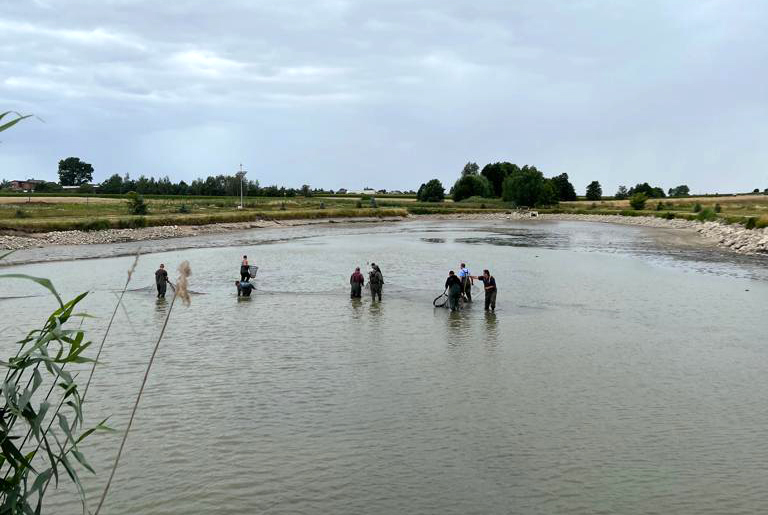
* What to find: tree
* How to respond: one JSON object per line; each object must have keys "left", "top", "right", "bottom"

{"left": 501, "top": 166, "right": 558, "bottom": 207}
{"left": 34, "top": 181, "right": 63, "bottom": 192}
{"left": 550, "top": 173, "right": 577, "bottom": 201}
{"left": 668, "top": 185, "right": 690, "bottom": 197}
{"left": 99, "top": 174, "right": 124, "bottom": 194}
{"left": 126, "top": 191, "right": 148, "bottom": 215}
{"left": 629, "top": 193, "right": 648, "bottom": 210}
{"left": 586, "top": 181, "right": 602, "bottom": 201}
{"left": 452, "top": 174, "right": 492, "bottom": 202}
{"left": 58, "top": 157, "right": 94, "bottom": 186}
{"left": 417, "top": 179, "right": 445, "bottom": 202}
{"left": 300, "top": 184, "right": 312, "bottom": 197}
{"left": 461, "top": 162, "right": 479, "bottom": 176}
{"left": 615, "top": 185, "right": 629, "bottom": 200}
{"left": 481, "top": 162, "right": 518, "bottom": 197}
{"left": 628, "top": 182, "right": 666, "bottom": 198}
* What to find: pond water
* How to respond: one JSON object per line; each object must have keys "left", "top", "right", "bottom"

{"left": 2, "top": 220, "right": 767, "bottom": 514}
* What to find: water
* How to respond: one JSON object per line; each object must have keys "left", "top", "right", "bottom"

{"left": 1, "top": 220, "right": 767, "bottom": 514}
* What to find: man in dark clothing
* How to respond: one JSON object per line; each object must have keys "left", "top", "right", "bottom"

{"left": 155, "top": 264, "right": 169, "bottom": 298}
{"left": 472, "top": 269, "right": 497, "bottom": 311}
{"left": 350, "top": 267, "right": 365, "bottom": 298}
{"left": 369, "top": 264, "right": 383, "bottom": 301}
{"left": 236, "top": 279, "right": 254, "bottom": 297}
{"left": 445, "top": 270, "right": 462, "bottom": 311}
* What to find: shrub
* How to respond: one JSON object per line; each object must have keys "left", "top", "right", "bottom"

{"left": 696, "top": 208, "right": 717, "bottom": 221}
{"left": 692, "top": 202, "right": 702, "bottom": 213}
{"left": 280, "top": 202, "right": 286, "bottom": 210}
{"left": 355, "top": 200, "right": 363, "bottom": 208}
{"left": 370, "top": 197, "right": 377, "bottom": 208}
{"left": 655, "top": 201, "right": 664, "bottom": 211}
{"left": 319, "top": 201, "right": 326, "bottom": 209}
{"left": 628, "top": 193, "right": 648, "bottom": 210}
{"left": 714, "top": 203, "right": 722, "bottom": 213}
{"left": 178, "top": 203, "right": 190, "bottom": 213}
{"left": 14, "top": 208, "right": 29, "bottom": 218}
{"left": 126, "top": 191, "right": 148, "bottom": 215}
{"left": 745, "top": 217, "right": 757, "bottom": 229}
{"left": 81, "top": 218, "right": 112, "bottom": 231}
{"left": 664, "top": 212, "right": 675, "bottom": 220}
{"left": 117, "top": 216, "right": 147, "bottom": 229}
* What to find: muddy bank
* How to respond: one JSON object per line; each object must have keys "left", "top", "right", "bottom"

{"left": 419, "top": 212, "right": 768, "bottom": 255}
{"left": 1, "top": 212, "right": 766, "bottom": 256}
{"left": 0, "top": 216, "right": 404, "bottom": 251}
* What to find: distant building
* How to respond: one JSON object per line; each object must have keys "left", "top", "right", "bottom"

{"left": 61, "top": 184, "right": 94, "bottom": 191}
{"left": 349, "top": 188, "right": 377, "bottom": 195}
{"left": 9, "top": 179, "right": 45, "bottom": 192}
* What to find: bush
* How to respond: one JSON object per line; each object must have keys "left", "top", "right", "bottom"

{"left": 80, "top": 218, "right": 112, "bottom": 231}
{"left": 369, "top": 197, "right": 377, "bottom": 208}
{"left": 664, "top": 212, "right": 675, "bottom": 220}
{"left": 745, "top": 217, "right": 757, "bottom": 229}
{"left": 14, "top": 208, "right": 29, "bottom": 218}
{"left": 696, "top": 208, "right": 717, "bottom": 221}
{"left": 126, "top": 191, "right": 148, "bottom": 215}
{"left": 693, "top": 202, "right": 702, "bottom": 213}
{"left": 417, "top": 179, "right": 445, "bottom": 202}
{"left": 714, "top": 203, "right": 722, "bottom": 213}
{"left": 178, "top": 203, "right": 190, "bottom": 213}
{"left": 355, "top": 200, "right": 362, "bottom": 208}
{"left": 319, "top": 201, "right": 326, "bottom": 209}
{"left": 655, "top": 201, "right": 664, "bottom": 211}
{"left": 628, "top": 193, "right": 648, "bottom": 210}
{"left": 117, "top": 216, "right": 147, "bottom": 229}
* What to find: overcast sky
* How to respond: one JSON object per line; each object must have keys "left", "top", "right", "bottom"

{"left": 1, "top": 0, "right": 766, "bottom": 193}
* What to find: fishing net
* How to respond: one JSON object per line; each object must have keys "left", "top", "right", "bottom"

{"left": 433, "top": 291, "right": 448, "bottom": 308}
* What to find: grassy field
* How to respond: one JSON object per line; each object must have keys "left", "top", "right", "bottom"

{"left": 0, "top": 194, "right": 502, "bottom": 232}
{"left": 1, "top": 192, "right": 766, "bottom": 232}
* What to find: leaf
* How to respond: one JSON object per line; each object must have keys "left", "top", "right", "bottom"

{"left": 0, "top": 113, "right": 31, "bottom": 133}
{"left": 70, "top": 449, "right": 94, "bottom": 474}
{"left": 0, "top": 274, "right": 63, "bottom": 307}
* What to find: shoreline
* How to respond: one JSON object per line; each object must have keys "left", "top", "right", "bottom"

{"left": 1, "top": 212, "right": 766, "bottom": 256}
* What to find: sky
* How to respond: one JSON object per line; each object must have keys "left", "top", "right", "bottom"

{"left": 1, "top": 0, "right": 766, "bottom": 194}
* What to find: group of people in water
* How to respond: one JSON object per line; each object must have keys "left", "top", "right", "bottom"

{"left": 154, "top": 256, "right": 497, "bottom": 311}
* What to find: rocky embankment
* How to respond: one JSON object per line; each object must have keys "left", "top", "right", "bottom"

{"left": 1, "top": 213, "right": 766, "bottom": 255}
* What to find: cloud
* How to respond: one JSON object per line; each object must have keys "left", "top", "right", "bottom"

{"left": 0, "top": 0, "right": 766, "bottom": 192}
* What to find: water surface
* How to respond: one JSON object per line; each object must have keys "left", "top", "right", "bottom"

{"left": 1, "top": 220, "right": 767, "bottom": 514}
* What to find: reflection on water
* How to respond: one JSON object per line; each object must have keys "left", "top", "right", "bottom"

{"left": 0, "top": 220, "right": 767, "bottom": 515}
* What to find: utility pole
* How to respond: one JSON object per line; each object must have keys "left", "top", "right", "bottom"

{"left": 236, "top": 163, "right": 247, "bottom": 209}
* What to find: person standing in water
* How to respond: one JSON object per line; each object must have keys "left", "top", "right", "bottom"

{"left": 445, "top": 270, "right": 462, "bottom": 311}
{"left": 350, "top": 267, "right": 365, "bottom": 298}
{"left": 240, "top": 255, "right": 250, "bottom": 281}
{"left": 155, "top": 264, "right": 169, "bottom": 298}
{"left": 369, "top": 263, "right": 383, "bottom": 301}
{"left": 236, "top": 279, "right": 254, "bottom": 297}
{"left": 458, "top": 263, "right": 473, "bottom": 303}
{"left": 471, "top": 269, "right": 497, "bottom": 311}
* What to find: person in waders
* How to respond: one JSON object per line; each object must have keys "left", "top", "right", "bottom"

{"left": 471, "top": 269, "right": 497, "bottom": 311}
{"left": 240, "top": 255, "right": 251, "bottom": 281}
{"left": 445, "top": 270, "right": 462, "bottom": 311}
{"left": 458, "top": 263, "right": 473, "bottom": 303}
{"left": 236, "top": 279, "right": 254, "bottom": 297}
{"left": 350, "top": 267, "right": 365, "bottom": 298}
{"left": 369, "top": 264, "right": 383, "bottom": 301}
{"left": 155, "top": 264, "right": 169, "bottom": 298}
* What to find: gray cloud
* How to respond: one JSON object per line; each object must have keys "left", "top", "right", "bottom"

{"left": 1, "top": 0, "right": 766, "bottom": 193}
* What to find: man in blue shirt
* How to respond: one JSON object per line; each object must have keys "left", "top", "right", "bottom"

{"left": 458, "top": 263, "right": 473, "bottom": 303}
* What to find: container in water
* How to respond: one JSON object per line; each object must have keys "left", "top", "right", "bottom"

{"left": 248, "top": 265, "right": 259, "bottom": 276}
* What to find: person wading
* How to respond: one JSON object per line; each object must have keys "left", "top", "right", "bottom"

{"left": 471, "top": 269, "right": 497, "bottom": 311}
{"left": 369, "top": 263, "right": 383, "bottom": 301}
{"left": 240, "top": 255, "right": 251, "bottom": 281}
{"left": 350, "top": 267, "right": 365, "bottom": 298}
{"left": 155, "top": 264, "right": 169, "bottom": 299}
{"left": 445, "top": 270, "right": 462, "bottom": 311}
{"left": 236, "top": 279, "right": 254, "bottom": 297}
{"left": 458, "top": 263, "right": 473, "bottom": 303}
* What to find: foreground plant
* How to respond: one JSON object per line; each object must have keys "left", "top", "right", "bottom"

{"left": 0, "top": 264, "right": 111, "bottom": 514}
